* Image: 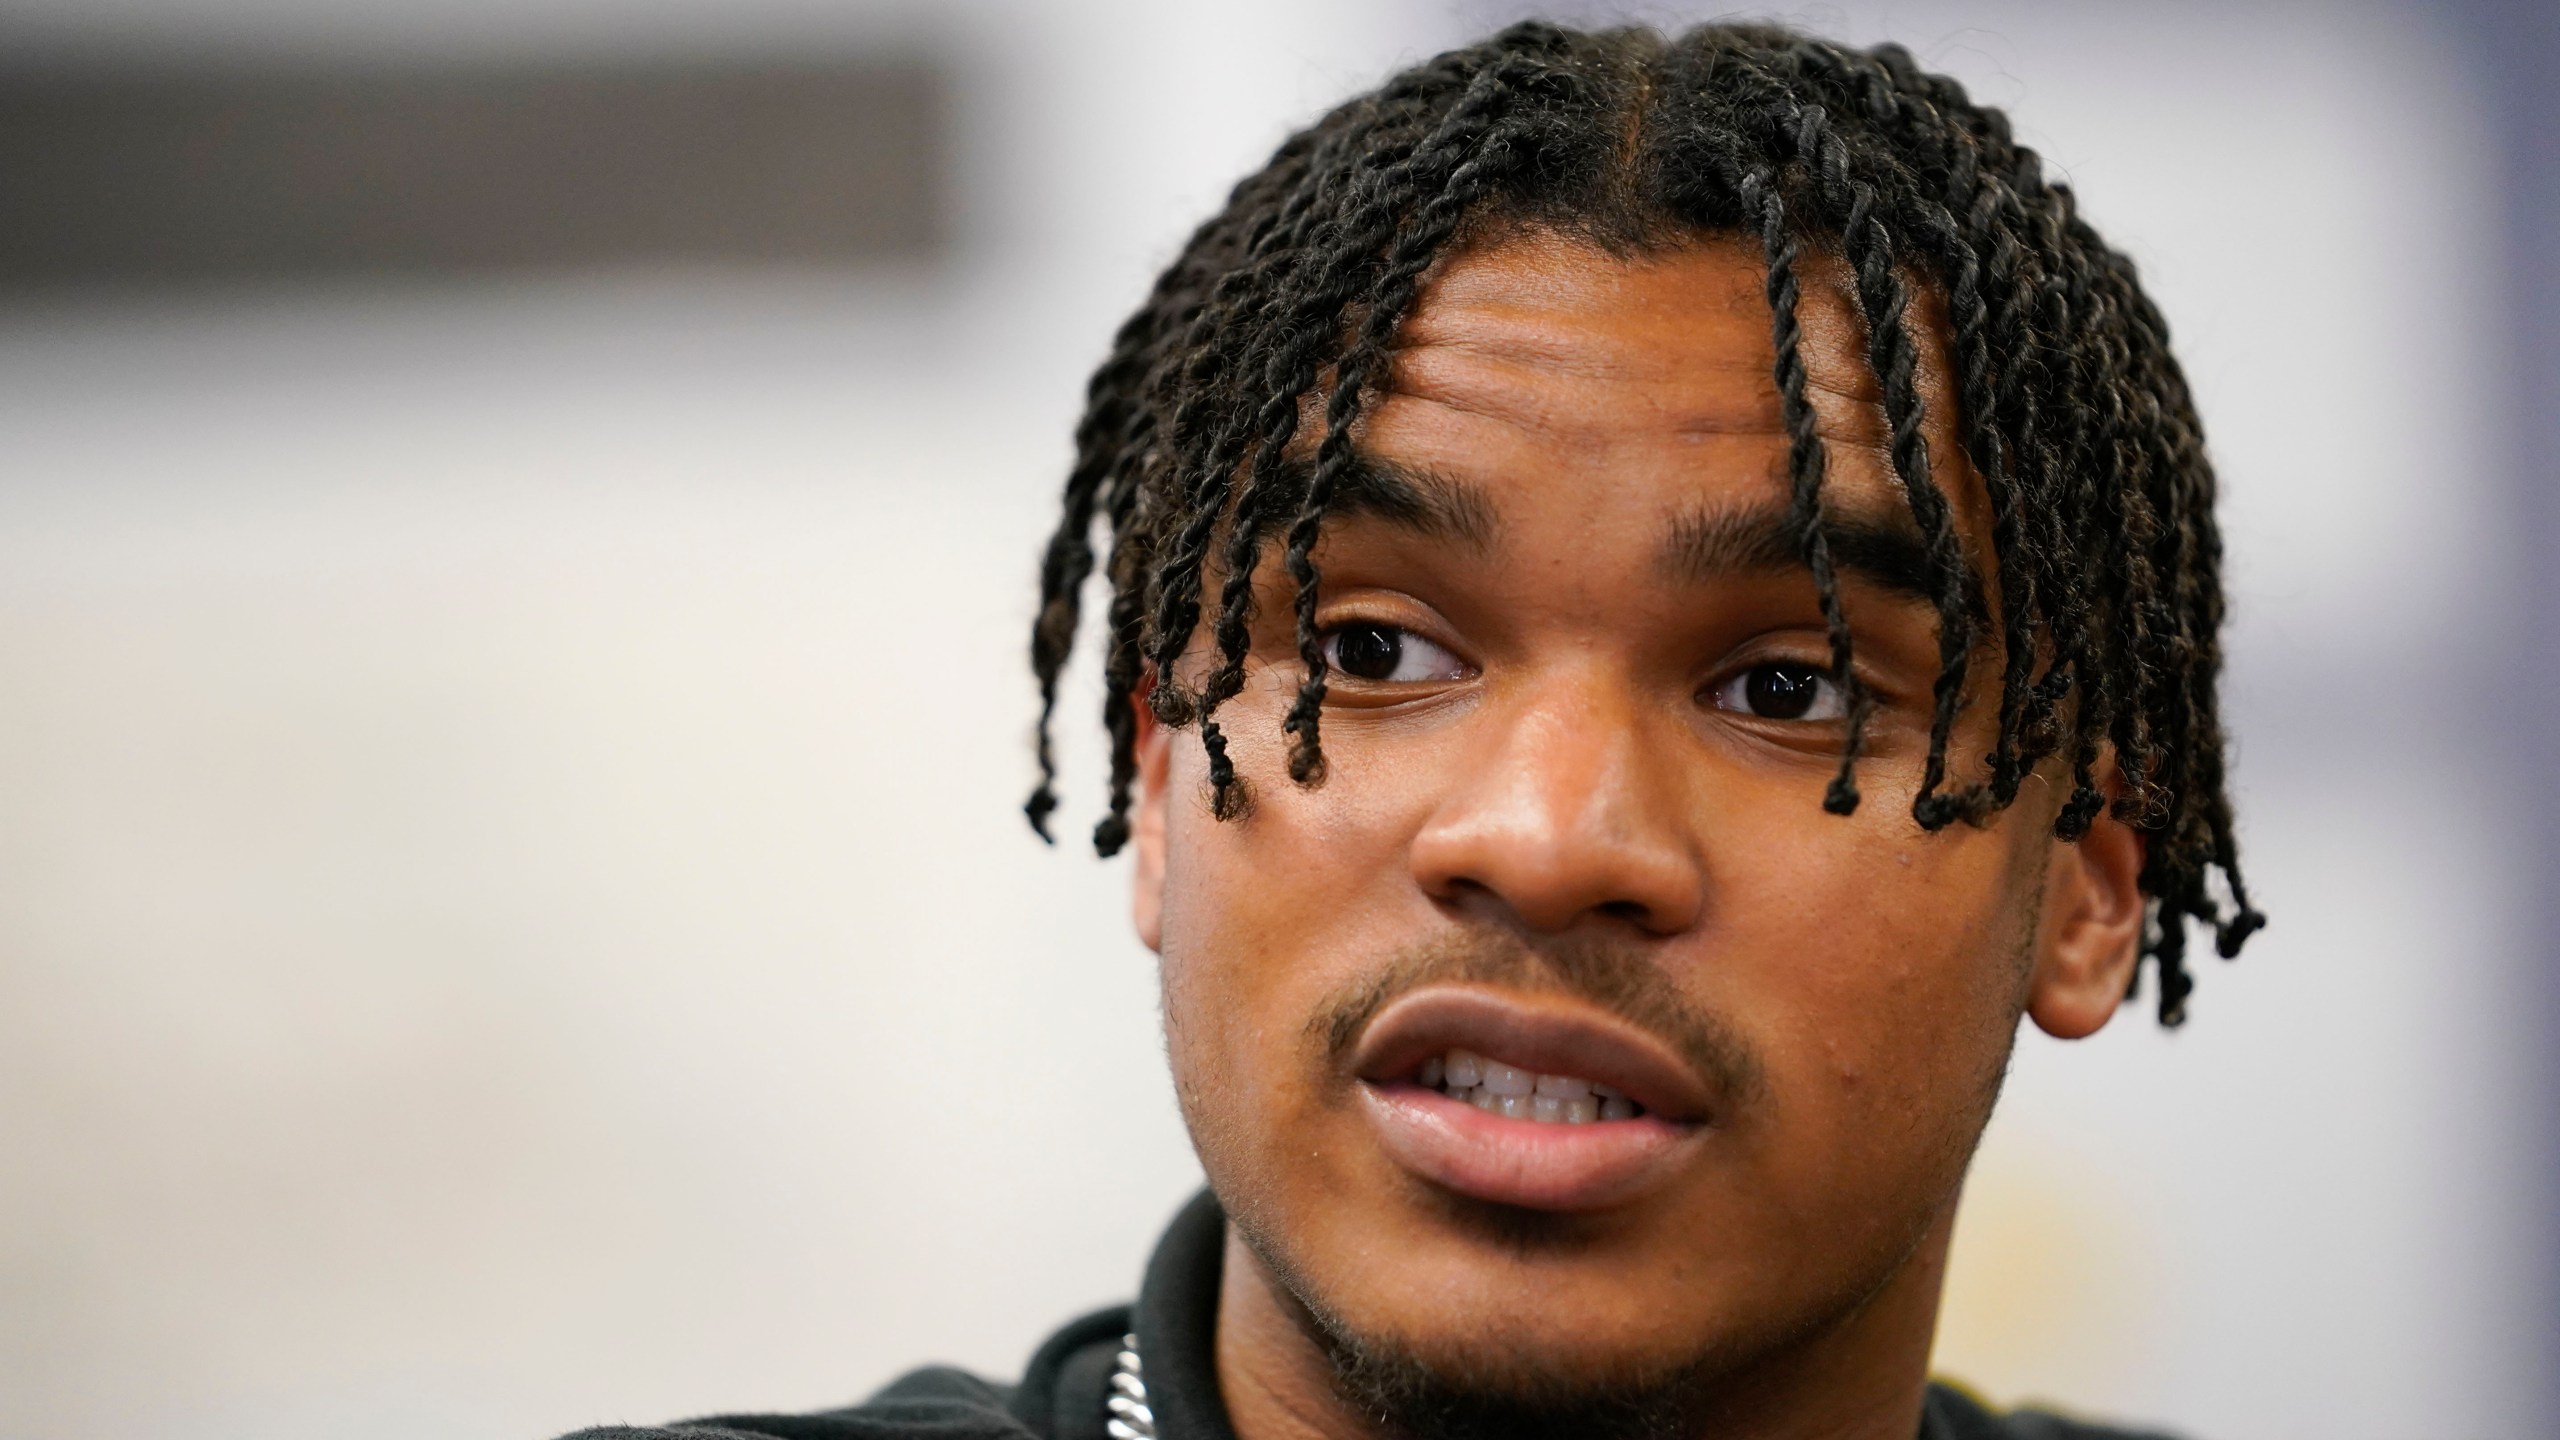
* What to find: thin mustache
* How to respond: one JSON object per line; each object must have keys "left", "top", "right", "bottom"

{"left": 1311, "top": 929, "right": 1765, "bottom": 1106}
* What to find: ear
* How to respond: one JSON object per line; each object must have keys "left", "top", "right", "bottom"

{"left": 1130, "top": 691, "right": 1173, "bottom": 954}
{"left": 2025, "top": 801, "right": 2148, "bottom": 1040}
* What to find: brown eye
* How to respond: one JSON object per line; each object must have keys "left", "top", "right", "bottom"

{"left": 1332, "top": 624, "right": 1402, "bottom": 680}
{"left": 1710, "top": 662, "right": 1844, "bottom": 721}
{"left": 1320, "top": 624, "right": 1468, "bottom": 685}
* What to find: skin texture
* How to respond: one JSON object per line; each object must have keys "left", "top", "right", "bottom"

{"left": 1128, "top": 228, "right": 2149, "bottom": 1440}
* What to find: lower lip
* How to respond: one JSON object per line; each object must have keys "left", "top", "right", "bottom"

{"left": 1356, "top": 1081, "right": 1697, "bottom": 1212}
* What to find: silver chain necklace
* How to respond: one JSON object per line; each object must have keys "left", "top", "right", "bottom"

{"left": 1106, "top": 1331, "right": 1159, "bottom": 1439}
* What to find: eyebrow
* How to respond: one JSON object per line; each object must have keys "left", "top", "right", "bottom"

{"left": 1271, "top": 451, "right": 1501, "bottom": 553}
{"left": 1661, "top": 500, "right": 1988, "bottom": 624}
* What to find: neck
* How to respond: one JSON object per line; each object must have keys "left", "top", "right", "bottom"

{"left": 1212, "top": 1209, "right": 1955, "bottom": 1440}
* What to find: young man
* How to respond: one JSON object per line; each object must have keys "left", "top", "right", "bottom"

{"left": 573, "top": 19, "right": 2262, "bottom": 1440}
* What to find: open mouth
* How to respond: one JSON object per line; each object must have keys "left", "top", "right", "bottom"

{"left": 1347, "top": 986, "right": 1718, "bottom": 1212}
{"left": 1411, "top": 1048, "right": 1646, "bottom": 1124}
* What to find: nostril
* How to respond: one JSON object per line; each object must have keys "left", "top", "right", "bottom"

{"left": 1596, "top": 899, "right": 1651, "bottom": 927}
{"left": 1427, "top": 876, "right": 1494, "bottom": 908}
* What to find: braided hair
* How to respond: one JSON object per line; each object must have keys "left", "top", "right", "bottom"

{"left": 1023, "top": 21, "right": 2263, "bottom": 1025}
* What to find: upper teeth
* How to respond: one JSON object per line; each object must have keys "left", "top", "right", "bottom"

{"left": 1419, "top": 1048, "right": 1641, "bottom": 1123}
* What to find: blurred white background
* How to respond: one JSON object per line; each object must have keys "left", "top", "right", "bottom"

{"left": 0, "top": 2, "right": 2545, "bottom": 1438}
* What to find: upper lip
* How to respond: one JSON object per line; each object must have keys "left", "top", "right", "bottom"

{"left": 1348, "top": 985, "right": 1720, "bottom": 1124}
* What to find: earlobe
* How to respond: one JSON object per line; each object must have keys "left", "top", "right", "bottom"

{"left": 2025, "top": 804, "right": 2149, "bottom": 1040}
{"left": 1131, "top": 693, "right": 1172, "bottom": 953}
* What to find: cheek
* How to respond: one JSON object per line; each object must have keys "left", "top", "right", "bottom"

{"left": 1155, "top": 677, "right": 1454, "bottom": 980}
{"left": 1151, "top": 713, "right": 1433, "bottom": 1156}
{"left": 1705, "top": 799, "right": 2033, "bottom": 1148}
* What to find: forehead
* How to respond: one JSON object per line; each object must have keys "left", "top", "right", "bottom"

{"left": 1361, "top": 225, "right": 1977, "bottom": 545}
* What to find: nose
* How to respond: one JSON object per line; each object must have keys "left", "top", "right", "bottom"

{"left": 1407, "top": 675, "right": 1706, "bottom": 936}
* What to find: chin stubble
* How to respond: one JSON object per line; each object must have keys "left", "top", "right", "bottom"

{"left": 1228, "top": 1206, "right": 1719, "bottom": 1440}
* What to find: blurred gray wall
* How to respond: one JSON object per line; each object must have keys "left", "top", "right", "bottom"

{"left": 0, "top": 3, "right": 2544, "bottom": 1439}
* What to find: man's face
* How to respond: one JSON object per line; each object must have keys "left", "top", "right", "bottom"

{"left": 1129, "top": 229, "right": 2145, "bottom": 1404}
